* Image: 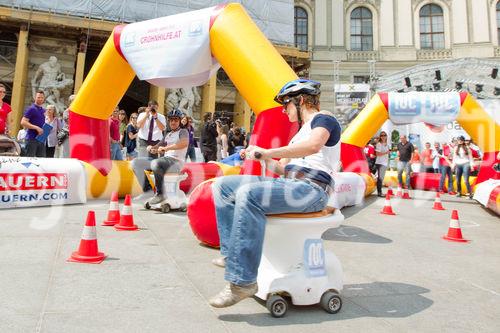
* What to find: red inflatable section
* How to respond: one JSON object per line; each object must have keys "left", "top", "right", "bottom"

{"left": 179, "top": 162, "right": 223, "bottom": 194}
{"left": 69, "top": 111, "right": 112, "bottom": 175}
{"left": 340, "top": 142, "right": 370, "bottom": 174}
{"left": 240, "top": 106, "right": 298, "bottom": 176}
{"left": 487, "top": 185, "right": 500, "bottom": 215}
{"left": 187, "top": 179, "right": 219, "bottom": 247}
{"left": 476, "top": 151, "right": 500, "bottom": 183}
{"left": 410, "top": 173, "right": 441, "bottom": 191}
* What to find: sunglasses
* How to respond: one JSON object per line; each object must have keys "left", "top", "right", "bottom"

{"left": 380, "top": 134, "right": 387, "bottom": 137}
{"left": 131, "top": 116, "right": 138, "bottom": 119}
{"left": 281, "top": 98, "right": 292, "bottom": 106}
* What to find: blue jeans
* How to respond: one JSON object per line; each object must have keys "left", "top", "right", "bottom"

{"left": 110, "top": 142, "right": 123, "bottom": 160}
{"left": 439, "top": 165, "right": 453, "bottom": 192}
{"left": 213, "top": 175, "right": 329, "bottom": 285}
{"left": 397, "top": 161, "right": 411, "bottom": 188}
{"left": 455, "top": 164, "right": 471, "bottom": 194}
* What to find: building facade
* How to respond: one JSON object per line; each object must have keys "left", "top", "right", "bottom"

{"left": 295, "top": 0, "right": 500, "bottom": 123}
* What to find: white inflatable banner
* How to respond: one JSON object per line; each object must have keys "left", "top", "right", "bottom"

{"left": 388, "top": 92, "right": 461, "bottom": 126}
{"left": 328, "top": 172, "right": 366, "bottom": 209}
{"left": 0, "top": 157, "right": 86, "bottom": 209}
{"left": 473, "top": 179, "right": 500, "bottom": 207}
{"left": 119, "top": 6, "right": 220, "bottom": 88}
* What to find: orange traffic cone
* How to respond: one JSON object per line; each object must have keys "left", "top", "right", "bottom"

{"left": 432, "top": 192, "right": 445, "bottom": 210}
{"left": 442, "top": 210, "right": 469, "bottom": 243}
{"left": 387, "top": 186, "right": 394, "bottom": 196}
{"left": 402, "top": 188, "right": 411, "bottom": 199}
{"left": 380, "top": 193, "right": 396, "bottom": 215}
{"left": 102, "top": 191, "right": 120, "bottom": 226}
{"left": 396, "top": 187, "right": 402, "bottom": 197}
{"left": 68, "top": 211, "right": 107, "bottom": 264}
{"left": 114, "top": 194, "right": 138, "bottom": 231}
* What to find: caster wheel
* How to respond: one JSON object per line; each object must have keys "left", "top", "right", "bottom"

{"left": 320, "top": 291, "right": 342, "bottom": 314}
{"left": 266, "top": 295, "right": 288, "bottom": 318}
{"left": 161, "top": 203, "right": 170, "bottom": 213}
{"left": 144, "top": 202, "right": 151, "bottom": 210}
{"left": 180, "top": 203, "right": 187, "bottom": 212}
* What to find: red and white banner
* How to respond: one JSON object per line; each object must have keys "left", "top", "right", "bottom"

{"left": 119, "top": 6, "right": 220, "bottom": 88}
{"left": 0, "top": 157, "right": 86, "bottom": 209}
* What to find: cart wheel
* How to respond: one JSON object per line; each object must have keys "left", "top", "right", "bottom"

{"left": 266, "top": 295, "right": 288, "bottom": 318}
{"left": 161, "top": 203, "right": 170, "bottom": 213}
{"left": 179, "top": 203, "right": 187, "bottom": 212}
{"left": 320, "top": 291, "right": 342, "bottom": 314}
{"left": 144, "top": 202, "right": 151, "bottom": 210}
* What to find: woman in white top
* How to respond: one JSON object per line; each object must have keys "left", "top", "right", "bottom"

{"left": 44, "top": 105, "right": 63, "bottom": 158}
{"left": 216, "top": 122, "right": 229, "bottom": 160}
{"left": 375, "top": 131, "right": 390, "bottom": 197}
{"left": 453, "top": 136, "right": 474, "bottom": 198}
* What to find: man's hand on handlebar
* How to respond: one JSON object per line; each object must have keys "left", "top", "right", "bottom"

{"left": 245, "top": 145, "right": 269, "bottom": 160}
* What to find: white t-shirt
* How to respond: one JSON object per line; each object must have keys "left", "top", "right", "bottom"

{"left": 375, "top": 142, "right": 389, "bottom": 166}
{"left": 137, "top": 112, "right": 166, "bottom": 142}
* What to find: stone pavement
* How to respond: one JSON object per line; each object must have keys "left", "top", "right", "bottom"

{"left": 1, "top": 190, "right": 499, "bottom": 332}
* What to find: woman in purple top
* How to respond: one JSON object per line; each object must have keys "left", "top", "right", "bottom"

{"left": 181, "top": 115, "right": 197, "bottom": 162}
{"left": 20, "top": 90, "right": 46, "bottom": 157}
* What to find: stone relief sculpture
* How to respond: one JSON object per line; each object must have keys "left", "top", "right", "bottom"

{"left": 166, "top": 86, "right": 201, "bottom": 120}
{"left": 31, "top": 56, "right": 73, "bottom": 113}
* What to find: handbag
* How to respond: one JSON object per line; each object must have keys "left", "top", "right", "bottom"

{"left": 57, "top": 127, "right": 69, "bottom": 145}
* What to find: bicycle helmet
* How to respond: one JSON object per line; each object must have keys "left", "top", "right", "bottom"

{"left": 274, "top": 79, "right": 321, "bottom": 104}
{"left": 167, "top": 108, "right": 184, "bottom": 119}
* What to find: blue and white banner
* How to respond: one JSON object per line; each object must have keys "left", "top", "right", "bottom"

{"left": 119, "top": 6, "right": 220, "bottom": 88}
{"left": 388, "top": 92, "right": 461, "bottom": 125}
{"left": 0, "top": 157, "right": 86, "bottom": 209}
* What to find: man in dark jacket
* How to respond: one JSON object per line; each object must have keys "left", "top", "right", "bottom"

{"left": 201, "top": 112, "right": 218, "bottom": 162}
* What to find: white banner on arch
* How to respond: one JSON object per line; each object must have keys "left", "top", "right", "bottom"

{"left": 119, "top": 6, "right": 220, "bottom": 88}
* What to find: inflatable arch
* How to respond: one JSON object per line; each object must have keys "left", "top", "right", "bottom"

{"left": 68, "top": 3, "right": 299, "bottom": 197}
{"left": 340, "top": 92, "right": 499, "bottom": 186}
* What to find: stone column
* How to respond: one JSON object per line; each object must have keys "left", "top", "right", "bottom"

{"left": 9, "top": 26, "right": 29, "bottom": 136}
{"left": 201, "top": 74, "right": 216, "bottom": 120}
{"left": 73, "top": 52, "right": 86, "bottom": 94}
{"left": 149, "top": 85, "right": 166, "bottom": 115}
{"left": 234, "top": 91, "right": 252, "bottom": 133}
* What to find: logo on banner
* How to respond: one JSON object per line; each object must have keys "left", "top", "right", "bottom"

{"left": 389, "top": 94, "right": 421, "bottom": 117}
{"left": 123, "top": 33, "right": 136, "bottom": 47}
{"left": 189, "top": 20, "right": 203, "bottom": 37}
{"left": 0, "top": 173, "right": 68, "bottom": 191}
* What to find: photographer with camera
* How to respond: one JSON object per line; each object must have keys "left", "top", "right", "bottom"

{"left": 133, "top": 100, "right": 167, "bottom": 194}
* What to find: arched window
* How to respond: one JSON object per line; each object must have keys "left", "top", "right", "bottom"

{"left": 497, "top": 1, "right": 500, "bottom": 44}
{"left": 419, "top": 4, "right": 444, "bottom": 49}
{"left": 350, "top": 7, "right": 373, "bottom": 51}
{"left": 294, "top": 7, "right": 308, "bottom": 51}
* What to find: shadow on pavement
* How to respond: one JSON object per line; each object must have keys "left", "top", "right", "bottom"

{"left": 322, "top": 225, "right": 392, "bottom": 244}
{"left": 219, "top": 281, "right": 432, "bottom": 326}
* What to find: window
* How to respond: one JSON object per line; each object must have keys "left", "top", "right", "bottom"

{"left": 350, "top": 7, "right": 373, "bottom": 51}
{"left": 294, "top": 7, "right": 308, "bottom": 51}
{"left": 497, "top": 1, "right": 500, "bottom": 45}
{"left": 419, "top": 4, "right": 444, "bottom": 49}
{"left": 353, "top": 75, "right": 370, "bottom": 83}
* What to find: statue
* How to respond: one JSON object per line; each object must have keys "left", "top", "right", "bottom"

{"left": 31, "top": 56, "right": 73, "bottom": 113}
{"left": 166, "top": 88, "right": 181, "bottom": 113}
{"left": 166, "top": 86, "right": 201, "bottom": 120}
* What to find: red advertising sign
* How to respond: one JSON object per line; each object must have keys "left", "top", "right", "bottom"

{"left": 0, "top": 173, "right": 68, "bottom": 191}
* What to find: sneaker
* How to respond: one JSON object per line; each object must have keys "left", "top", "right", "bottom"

{"left": 212, "top": 257, "right": 226, "bottom": 268}
{"left": 133, "top": 191, "right": 154, "bottom": 201}
{"left": 148, "top": 194, "right": 164, "bottom": 205}
{"left": 469, "top": 193, "right": 474, "bottom": 199}
{"left": 377, "top": 193, "right": 384, "bottom": 198}
{"left": 209, "top": 282, "right": 258, "bottom": 308}
{"left": 455, "top": 193, "right": 462, "bottom": 197}
{"left": 448, "top": 191, "right": 457, "bottom": 196}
